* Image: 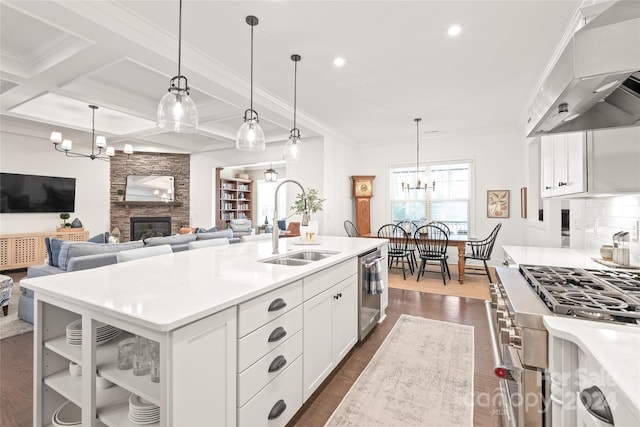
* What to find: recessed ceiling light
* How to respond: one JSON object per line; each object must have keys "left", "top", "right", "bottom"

{"left": 333, "top": 57, "right": 346, "bottom": 67}
{"left": 448, "top": 25, "right": 461, "bottom": 37}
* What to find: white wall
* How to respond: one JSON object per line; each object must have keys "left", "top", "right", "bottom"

{"left": 0, "top": 130, "right": 110, "bottom": 235}
{"left": 356, "top": 129, "right": 528, "bottom": 260}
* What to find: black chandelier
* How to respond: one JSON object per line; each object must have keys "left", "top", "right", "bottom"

{"left": 50, "top": 105, "right": 132, "bottom": 162}
{"left": 401, "top": 118, "right": 435, "bottom": 192}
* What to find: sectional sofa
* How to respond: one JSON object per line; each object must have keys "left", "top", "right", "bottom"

{"left": 18, "top": 229, "right": 238, "bottom": 324}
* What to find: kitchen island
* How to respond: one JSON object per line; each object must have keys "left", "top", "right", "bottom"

{"left": 21, "top": 236, "right": 388, "bottom": 426}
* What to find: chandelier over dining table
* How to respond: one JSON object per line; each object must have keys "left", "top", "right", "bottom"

{"left": 401, "top": 118, "right": 435, "bottom": 192}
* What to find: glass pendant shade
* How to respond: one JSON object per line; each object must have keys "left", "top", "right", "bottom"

{"left": 236, "top": 112, "right": 265, "bottom": 151}
{"left": 157, "top": 86, "right": 198, "bottom": 133}
{"left": 156, "top": 0, "right": 198, "bottom": 133}
{"left": 284, "top": 130, "right": 302, "bottom": 161}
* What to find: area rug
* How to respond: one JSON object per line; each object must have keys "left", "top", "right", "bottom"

{"left": 325, "top": 315, "right": 474, "bottom": 427}
{"left": 0, "top": 285, "right": 33, "bottom": 341}
{"left": 388, "top": 266, "right": 492, "bottom": 300}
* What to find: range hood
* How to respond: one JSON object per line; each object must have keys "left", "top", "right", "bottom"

{"left": 525, "top": 0, "right": 640, "bottom": 137}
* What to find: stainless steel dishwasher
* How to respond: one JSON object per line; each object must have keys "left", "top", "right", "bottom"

{"left": 358, "top": 247, "right": 383, "bottom": 341}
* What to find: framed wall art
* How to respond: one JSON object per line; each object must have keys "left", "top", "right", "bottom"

{"left": 487, "top": 190, "right": 510, "bottom": 218}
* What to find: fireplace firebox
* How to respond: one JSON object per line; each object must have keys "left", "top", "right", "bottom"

{"left": 131, "top": 217, "right": 171, "bottom": 241}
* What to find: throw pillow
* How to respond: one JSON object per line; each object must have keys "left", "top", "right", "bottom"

{"left": 49, "top": 238, "right": 65, "bottom": 267}
{"left": 58, "top": 241, "right": 145, "bottom": 271}
{"left": 44, "top": 237, "right": 53, "bottom": 266}
{"left": 87, "top": 232, "right": 107, "bottom": 243}
{"left": 205, "top": 226, "right": 218, "bottom": 233}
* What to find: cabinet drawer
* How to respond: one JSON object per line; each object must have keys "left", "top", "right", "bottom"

{"left": 238, "top": 356, "right": 302, "bottom": 427}
{"left": 303, "top": 258, "right": 357, "bottom": 300}
{"left": 238, "top": 305, "right": 302, "bottom": 372}
{"left": 238, "top": 280, "right": 302, "bottom": 338}
{"left": 237, "top": 330, "right": 302, "bottom": 407}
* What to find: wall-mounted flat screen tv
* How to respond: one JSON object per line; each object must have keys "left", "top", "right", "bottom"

{"left": 0, "top": 173, "right": 76, "bottom": 213}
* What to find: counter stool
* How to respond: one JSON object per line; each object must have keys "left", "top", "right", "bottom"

{"left": 0, "top": 274, "right": 14, "bottom": 316}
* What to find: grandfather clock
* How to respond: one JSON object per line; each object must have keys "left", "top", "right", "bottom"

{"left": 351, "top": 175, "right": 375, "bottom": 235}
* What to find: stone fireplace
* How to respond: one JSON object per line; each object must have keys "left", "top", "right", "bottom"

{"left": 110, "top": 152, "right": 190, "bottom": 241}
{"left": 130, "top": 217, "right": 172, "bottom": 241}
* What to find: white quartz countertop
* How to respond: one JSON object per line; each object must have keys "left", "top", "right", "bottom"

{"left": 21, "top": 236, "right": 386, "bottom": 332}
{"left": 502, "top": 245, "right": 613, "bottom": 270}
{"left": 543, "top": 316, "right": 640, "bottom": 418}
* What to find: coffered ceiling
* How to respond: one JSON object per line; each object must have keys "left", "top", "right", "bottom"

{"left": 0, "top": 0, "right": 583, "bottom": 154}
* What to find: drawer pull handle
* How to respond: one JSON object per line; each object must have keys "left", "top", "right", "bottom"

{"left": 268, "top": 399, "right": 287, "bottom": 420}
{"left": 268, "top": 298, "right": 287, "bottom": 312}
{"left": 268, "top": 326, "right": 287, "bottom": 342}
{"left": 268, "top": 355, "right": 287, "bottom": 373}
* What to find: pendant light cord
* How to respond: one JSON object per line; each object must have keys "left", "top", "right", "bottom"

{"left": 293, "top": 58, "right": 297, "bottom": 129}
{"left": 415, "top": 118, "right": 421, "bottom": 185}
{"left": 250, "top": 22, "right": 254, "bottom": 113}
{"left": 91, "top": 106, "right": 96, "bottom": 156}
{"left": 177, "top": 0, "right": 183, "bottom": 77}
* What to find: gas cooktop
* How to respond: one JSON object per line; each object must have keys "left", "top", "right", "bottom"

{"left": 519, "top": 265, "right": 640, "bottom": 324}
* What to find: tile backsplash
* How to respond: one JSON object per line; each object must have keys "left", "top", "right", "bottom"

{"left": 583, "top": 195, "right": 640, "bottom": 266}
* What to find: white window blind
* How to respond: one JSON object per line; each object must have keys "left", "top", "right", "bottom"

{"left": 390, "top": 161, "right": 471, "bottom": 234}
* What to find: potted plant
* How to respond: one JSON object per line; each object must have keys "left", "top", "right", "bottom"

{"left": 116, "top": 189, "right": 125, "bottom": 202}
{"left": 291, "top": 188, "right": 325, "bottom": 241}
{"left": 59, "top": 212, "right": 70, "bottom": 228}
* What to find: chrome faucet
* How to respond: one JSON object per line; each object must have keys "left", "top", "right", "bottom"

{"left": 273, "top": 179, "right": 309, "bottom": 254}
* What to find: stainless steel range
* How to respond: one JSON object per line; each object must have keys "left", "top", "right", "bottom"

{"left": 487, "top": 265, "right": 640, "bottom": 427}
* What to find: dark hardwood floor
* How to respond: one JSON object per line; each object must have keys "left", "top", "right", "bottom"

{"left": 0, "top": 270, "right": 501, "bottom": 427}
{"left": 289, "top": 288, "right": 501, "bottom": 427}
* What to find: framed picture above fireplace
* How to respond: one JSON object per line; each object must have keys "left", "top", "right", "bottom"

{"left": 125, "top": 175, "right": 174, "bottom": 202}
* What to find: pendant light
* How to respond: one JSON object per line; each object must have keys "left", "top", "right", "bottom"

{"left": 402, "top": 118, "right": 435, "bottom": 192}
{"left": 264, "top": 163, "right": 278, "bottom": 182}
{"left": 236, "top": 15, "right": 265, "bottom": 151}
{"left": 284, "top": 54, "right": 302, "bottom": 161}
{"left": 157, "top": 0, "right": 198, "bottom": 133}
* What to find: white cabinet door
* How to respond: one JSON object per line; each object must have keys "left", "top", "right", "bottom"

{"left": 563, "top": 132, "right": 587, "bottom": 195}
{"left": 332, "top": 276, "right": 358, "bottom": 362}
{"left": 541, "top": 136, "right": 556, "bottom": 197}
{"left": 302, "top": 275, "right": 358, "bottom": 401}
{"left": 302, "top": 286, "right": 334, "bottom": 401}
{"left": 552, "top": 134, "right": 568, "bottom": 195}
{"left": 171, "top": 307, "right": 236, "bottom": 427}
{"left": 380, "top": 245, "right": 389, "bottom": 317}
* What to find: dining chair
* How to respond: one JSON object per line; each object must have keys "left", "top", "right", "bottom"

{"left": 428, "top": 221, "right": 450, "bottom": 235}
{"left": 414, "top": 224, "right": 450, "bottom": 285}
{"left": 464, "top": 223, "right": 502, "bottom": 282}
{"left": 377, "top": 224, "right": 414, "bottom": 279}
{"left": 397, "top": 220, "right": 418, "bottom": 269}
{"left": 343, "top": 219, "right": 361, "bottom": 237}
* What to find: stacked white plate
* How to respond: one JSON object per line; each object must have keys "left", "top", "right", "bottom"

{"left": 65, "top": 319, "right": 121, "bottom": 346}
{"left": 51, "top": 400, "right": 81, "bottom": 426}
{"left": 128, "top": 394, "right": 160, "bottom": 425}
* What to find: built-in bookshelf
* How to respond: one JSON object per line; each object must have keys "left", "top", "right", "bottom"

{"left": 215, "top": 169, "right": 253, "bottom": 229}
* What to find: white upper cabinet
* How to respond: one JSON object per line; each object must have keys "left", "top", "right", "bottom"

{"left": 540, "top": 127, "right": 640, "bottom": 198}
{"left": 540, "top": 132, "right": 587, "bottom": 197}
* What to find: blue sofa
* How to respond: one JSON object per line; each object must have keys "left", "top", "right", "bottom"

{"left": 18, "top": 229, "right": 238, "bottom": 324}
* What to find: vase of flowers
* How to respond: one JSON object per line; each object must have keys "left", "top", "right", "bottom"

{"left": 291, "top": 188, "right": 325, "bottom": 241}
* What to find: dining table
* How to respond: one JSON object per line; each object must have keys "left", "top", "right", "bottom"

{"left": 363, "top": 232, "right": 476, "bottom": 283}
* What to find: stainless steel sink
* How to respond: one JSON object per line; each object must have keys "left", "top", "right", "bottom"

{"left": 260, "top": 250, "right": 339, "bottom": 266}
{"left": 286, "top": 251, "right": 338, "bottom": 261}
{"left": 262, "top": 258, "right": 311, "bottom": 266}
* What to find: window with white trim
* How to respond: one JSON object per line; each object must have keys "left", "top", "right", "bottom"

{"left": 256, "top": 180, "right": 287, "bottom": 226}
{"left": 390, "top": 161, "right": 471, "bottom": 234}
